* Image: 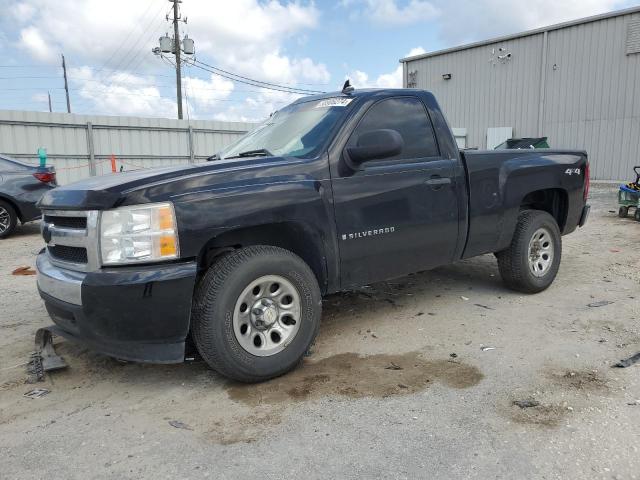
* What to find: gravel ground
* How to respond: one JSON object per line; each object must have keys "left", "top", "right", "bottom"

{"left": 0, "top": 184, "right": 639, "bottom": 480}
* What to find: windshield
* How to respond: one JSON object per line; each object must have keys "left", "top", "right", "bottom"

{"left": 219, "top": 97, "right": 354, "bottom": 159}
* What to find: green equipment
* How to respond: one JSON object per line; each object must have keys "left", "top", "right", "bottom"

{"left": 618, "top": 166, "right": 640, "bottom": 221}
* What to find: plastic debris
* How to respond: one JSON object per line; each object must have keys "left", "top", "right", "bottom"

{"left": 23, "top": 388, "right": 50, "bottom": 399}
{"left": 480, "top": 346, "right": 496, "bottom": 352}
{"left": 460, "top": 296, "right": 469, "bottom": 301}
{"left": 588, "top": 300, "right": 614, "bottom": 308}
{"left": 512, "top": 400, "right": 540, "bottom": 409}
{"left": 168, "top": 420, "right": 192, "bottom": 430}
{"left": 613, "top": 352, "right": 640, "bottom": 368}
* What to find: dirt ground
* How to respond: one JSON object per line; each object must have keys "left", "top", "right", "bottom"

{"left": 1, "top": 183, "right": 639, "bottom": 480}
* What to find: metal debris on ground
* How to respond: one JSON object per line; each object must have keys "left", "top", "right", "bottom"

{"left": 23, "top": 388, "right": 50, "bottom": 399}
{"left": 474, "top": 304, "right": 494, "bottom": 310}
{"left": 512, "top": 400, "right": 540, "bottom": 409}
{"left": 11, "top": 266, "right": 36, "bottom": 276}
{"left": 460, "top": 296, "right": 469, "bottom": 301}
{"left": 588, "top": 300, "right": 614, "bottom": 308}
{"left": 34, "top": 328, "right": 68, "bottom": 373}
{"left": 613, "top": 352, "right": 640, "bottom": 368}
{"left": 480, "top": 346, "right": 496, "bottom": 352}
{"left": 28, "top": 352, "right": 45, "bottom": 382}
{"left": 168, "top": 420, "right": 192, "bottom": 430}
{"left": 385, "top": 362, "right": 403, "bottom": 370}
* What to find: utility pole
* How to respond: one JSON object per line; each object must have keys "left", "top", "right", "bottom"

{"left": 172, "top": 0, "right": 183, "bottom": 119}
{"left": 154, "top": 1, "right": 193, "bottom": 120}
{"left": 61, "top": 54, "right": 71, "bottom": 113}
{"left": 47, "top": 91, "right": 52, "bottom": 113}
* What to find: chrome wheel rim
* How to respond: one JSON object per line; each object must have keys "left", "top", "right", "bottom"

{"left": 232, "top": 275, "right": 301, "bottom": 357}
{"left": 0, "top": 207, "right": 9, "bottom": 234}
{"left": 528, "top": 227, "right": 554, "bottom": 277}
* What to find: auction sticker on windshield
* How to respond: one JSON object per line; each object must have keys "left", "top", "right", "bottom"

{"left": 314, "top": 98, "right": 353, "bottom": 108}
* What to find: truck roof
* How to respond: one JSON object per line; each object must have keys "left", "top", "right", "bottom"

{"left": 292, "top": 88, "right": 431, "bottom": 104}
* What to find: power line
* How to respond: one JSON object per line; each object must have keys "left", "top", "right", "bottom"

{"left": 191, "top": 58, "right": 325, "bottom": 95}
{"left": 96, "top": 1, "right": 168, "bottom": 83}
{"left": 93, "top": 0, "right": 159, "bottom": 78}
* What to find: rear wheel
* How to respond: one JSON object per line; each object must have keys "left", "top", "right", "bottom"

{"left": 618, "top": 206, "right": 628, "bottom": 218}
{"left": 191, "top": 245, "right": 322, "bottom": 383}
{"left": 496, "top": 210, "right": 562, "bottom": 293}
{"left": 634, "top": 208, "right": 640, "bottom": 222}
{"left": 0, "top": 200, "right": 18, "bottom": 239}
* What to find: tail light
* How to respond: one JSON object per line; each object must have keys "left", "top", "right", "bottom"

{"left": 33, "top": 171, "right": 56, "bottom": 184}
{"left": 583, "top": 162, "right": 590, "bottom": 201}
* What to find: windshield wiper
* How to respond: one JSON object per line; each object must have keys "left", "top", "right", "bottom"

{"left": 226, "top": 148, "right": 273, "bottom": 159}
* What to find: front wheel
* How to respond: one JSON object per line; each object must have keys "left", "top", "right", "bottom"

{"left": 618, "top": 206, "right": 629, "bottom": 218}
{"left": 191, "top": 245, "right": 322, "bottom": 383}
{"left": 634, "top": 208, "right": 640, "bottom": 222}
{"left": 496, "top": 210, "right": 562, "bottom": 293}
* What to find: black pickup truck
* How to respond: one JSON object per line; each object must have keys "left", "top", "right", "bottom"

{"left": 36, "top": 88, "right": 590, "bottom": 382}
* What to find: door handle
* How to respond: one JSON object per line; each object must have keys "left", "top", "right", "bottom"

{"left": 425, "top": 176, "right": 451, "bottom": 188}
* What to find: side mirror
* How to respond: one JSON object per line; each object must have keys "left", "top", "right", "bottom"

{"left": 345, "top": 129, "right": 404, "bottom": 165}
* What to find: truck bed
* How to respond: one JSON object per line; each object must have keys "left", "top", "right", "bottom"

{"left": 460, "top": 149, "right": 588, "bottom": 258}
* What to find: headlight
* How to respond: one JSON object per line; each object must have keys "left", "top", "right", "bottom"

{"left": 100, "top": 202, "right": 179, "bottom": 265}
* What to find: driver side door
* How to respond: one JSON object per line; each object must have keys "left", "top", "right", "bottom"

{"left": 330, "top": 96, "right": 459, "bottom": 288}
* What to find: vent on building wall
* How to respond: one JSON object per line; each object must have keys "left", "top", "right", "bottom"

{"left": 627, "top": 19, "right": 640, "bottom": 55}
{"left": 407, "top": 70, "right": 418, "bottom": 88}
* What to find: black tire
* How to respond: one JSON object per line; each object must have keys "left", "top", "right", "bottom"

{"left": 0, "top": 200, "right": 18, "bottom": 239}
{"left": 618, "top": 206, "right": 629, "bottom": 218}
{"left": 191, "top": 245, "right": 322, "bottom": 383}
{"left": 496, "top": 210, "right": 562, "bottom": 294}
{"left": 634, "top": 208, "right": 640, "bottom": 222}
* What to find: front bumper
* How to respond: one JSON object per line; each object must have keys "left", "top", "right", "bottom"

{"left": 36, "top": 252, "right": 198, "bottom": 363}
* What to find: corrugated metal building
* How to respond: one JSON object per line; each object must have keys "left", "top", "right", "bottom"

{"left": 401, "top": 6, "right": 640, "bottom": 181}
{"left": 0, "top": 110, "right": 254, "bottom": 185}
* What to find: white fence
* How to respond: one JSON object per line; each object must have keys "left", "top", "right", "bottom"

{"left": 0, "top": 110, "right": 256, "bottom": 185}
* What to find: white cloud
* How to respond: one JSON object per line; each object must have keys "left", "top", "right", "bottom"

{"left": 68, "top": 66, "right": 177, "bottom": 118}
{"left": 347, "top": 47, "right": 426, "bottom": 88}
{"left": 8, "top": 0, "right": 327, "bottom": 120}
{"left": 342, "top": 0, "right": 440, "bottom": 26}
{"left": 429, "top": 0, "right": 630, "bottom": 44}
{"left": 183, "top": 74, "right": 234, "bottom": 109}
{"left": 341, "top": 0, "right": 632, "bottom": 42}
{"left": 20, "top": 26, "right": 56, "bottom": 63}
{"left": 31, "top": 92, "right": 49, "bottom": 103}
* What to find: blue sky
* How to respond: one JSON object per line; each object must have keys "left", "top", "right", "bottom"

{"left": 0, "top": 0, "right": 635, "bottom": 121}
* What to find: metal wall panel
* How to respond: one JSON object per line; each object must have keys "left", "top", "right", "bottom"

{"left": 543, "top": 13, "right": 640, "bottom": 180}
{"left": 404, "top": 10, "right": 640, "bottom": 180}
{"left": 406, "top": 34, "right": 544, "bottom": 151}
{"left": 0, "top": 110, "right": 254, "bottom": 184}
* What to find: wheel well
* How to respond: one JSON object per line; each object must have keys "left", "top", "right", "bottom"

{"left": 198, "top": 222, "right": 327, "bottom": 292}
{"left": 0, "top": 195, "right": 22, "bottom": 222}
{"left": 520, "top": 188, "right": 568, "bottom": 231}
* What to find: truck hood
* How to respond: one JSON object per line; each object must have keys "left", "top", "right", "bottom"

{"left": 38, "top": 156, "right": 297, "bottom": 210}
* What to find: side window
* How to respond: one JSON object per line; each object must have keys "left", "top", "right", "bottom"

{"left": 348, "top": 97, "right": 439, "bottom": 161}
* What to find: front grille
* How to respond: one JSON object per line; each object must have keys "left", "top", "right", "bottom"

{"left": 43, "top": 215, "right": 87, "bottom": 229}
{"left": 42, "top": 209, "right": 99, "bottom": 272}
{"left": 48, "top": 245, "right": 88, "bottom": 264}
